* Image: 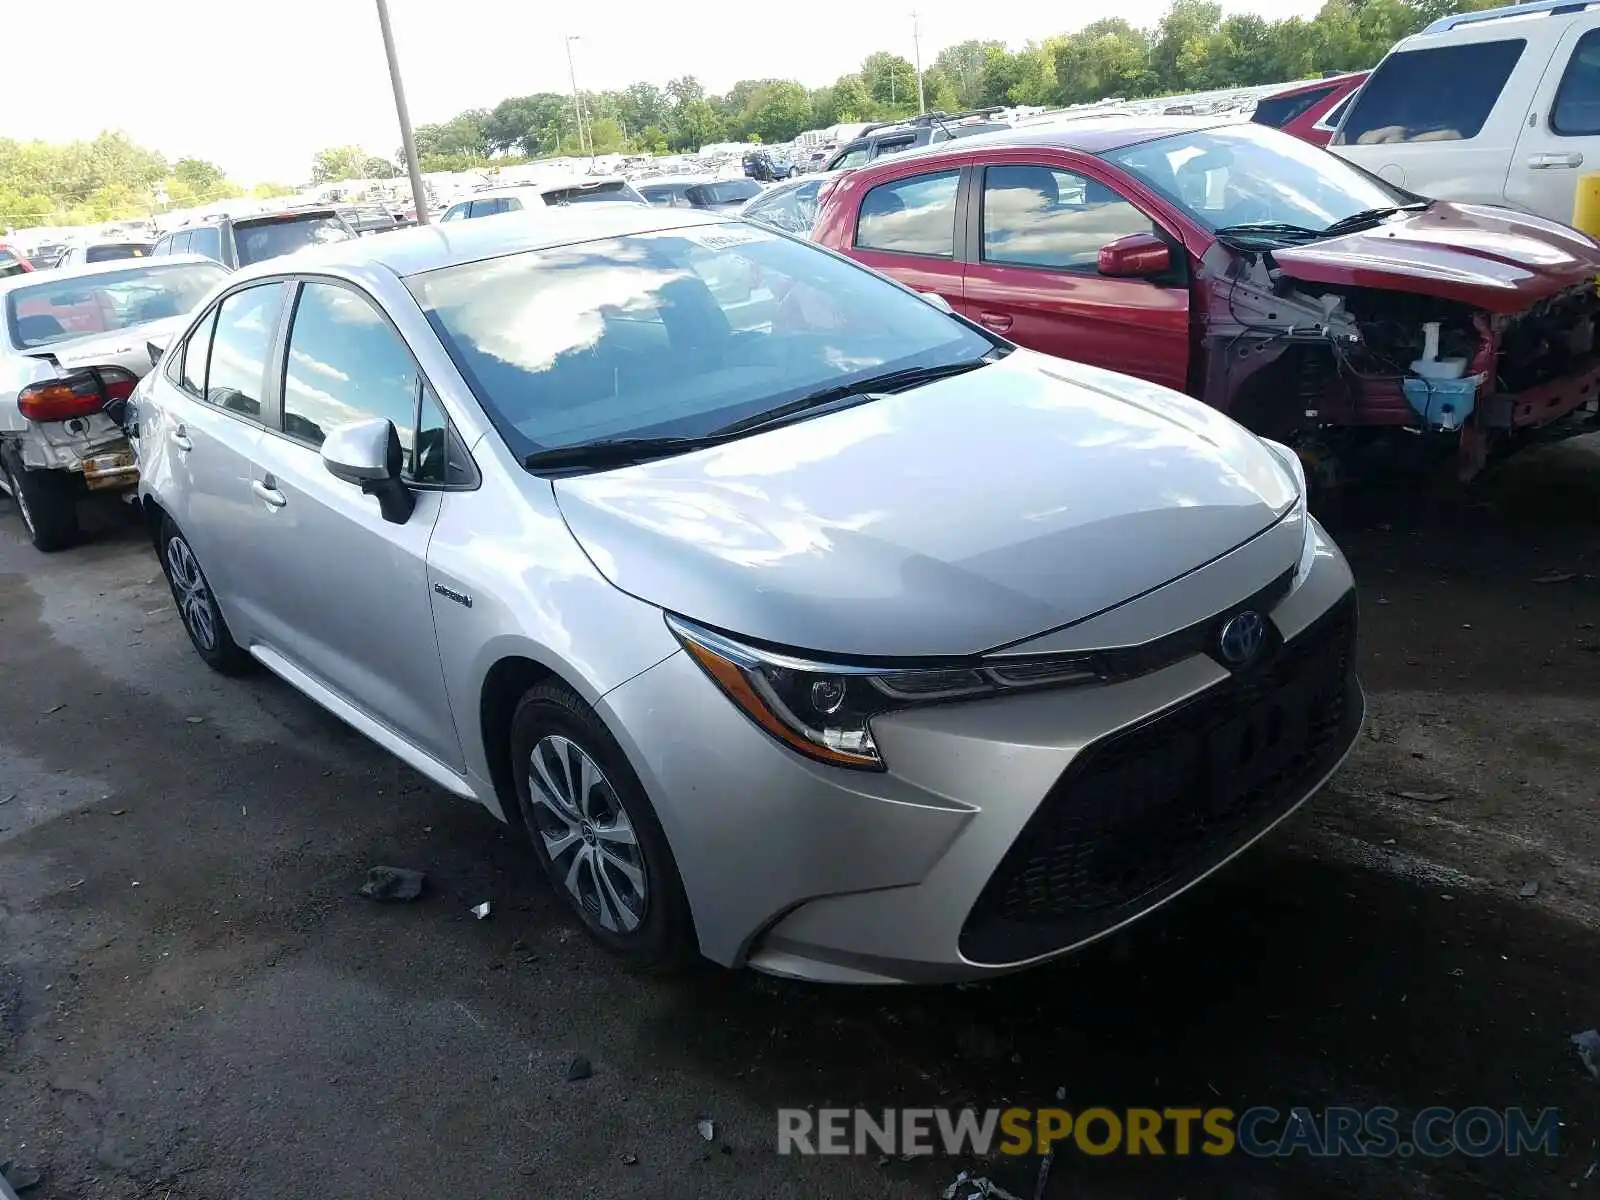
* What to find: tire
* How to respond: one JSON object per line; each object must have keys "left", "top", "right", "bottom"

{"left": 509, "top": 682, "right": 694, "bottom": 968}
{"left": 157, "top": 516, "right": 252, "bottom": 675}
{"left": 2, "top": 442, "right": 80, "bottom": 553}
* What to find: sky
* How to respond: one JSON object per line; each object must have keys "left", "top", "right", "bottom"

{"left": 1, "top": 0, "right": 1320, "bottom": 185}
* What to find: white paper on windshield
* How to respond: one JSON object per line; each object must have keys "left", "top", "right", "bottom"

{"left": 670, "top": 225, "right": 768, "bottom": 251}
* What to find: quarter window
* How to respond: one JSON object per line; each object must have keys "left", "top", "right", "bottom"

{"left": 280, "top": 282, "right": 422, "bottom": 472}
{"left": 982, "top": 166, "right": 1155, "bottom": 272}
{"left": 178, "top": 306, "right": 217, "bottom": 394}
{"left": 1338, "top": 39, "right": 1524, "bottom": 145}
{"left": 203, "top": 285, "right": 282, "bottom": 419}
{"left": 1553, "top": 29, "right": 1600, "bottom": 136}
{"left": 855, "top": 169, "right": 961, "bottom": 258}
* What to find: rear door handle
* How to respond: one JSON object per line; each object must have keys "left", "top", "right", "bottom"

{"left": 250, "top": 478, "right": 286, "bottom": 509}
{"left": 1528, "top": 152, "right": 1583, "bottom": 169}
{"left": 169, "top": 425, "right": 192, "bottom": 452}
{"left": 978, "top": 311, "right": 1013, "bottom": 332}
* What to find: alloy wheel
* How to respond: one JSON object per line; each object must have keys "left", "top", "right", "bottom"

{"left": 165, "top": 536, "right": 218, "bottom": 652}
{"left": 9, "top": 465, "right": 36, "bottom": 539}
{"left": 527, "top": 734, "right": 647, "bottom": 934}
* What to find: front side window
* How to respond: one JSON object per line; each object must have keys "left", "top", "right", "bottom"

{"left": 1337, "top": 39, "right": 1524, "bottom": 145}
{"left": 407, "top": 223, "right": 991, "bottom": 457}
{"left": 1553, "top": 29, "right": 1600, "bottom": 136}
{"left": 5, "top": 262, "right": 227, "bottom": 349}
{"left": 982, "top": 165, "right": 1155, "bottom": 271}
{"left": 203, "top": 284, "right": 284, "bottom": 419}
{"left": 1107, "top": 124, "right": 1406, "bottom": 233}
{"left": 855, "top": 169, "right": 961, "bottom": 258}
{"left": 441, "top": 204, "right": 467, "bottom": 222}
{"left": 280, "top": 282, "right": 421, "bottom": 462}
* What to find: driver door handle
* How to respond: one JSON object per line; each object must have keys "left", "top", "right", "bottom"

{"left": 1528, "top": 152, "right": 1583, "bottom": 169}
{"left": 250, "top": 477, "right": 286, "bottom": 509}
{"left": 978, "top": 311, "right": 1013, "bottom": 332}
{"left": 169, "top": 425, "right": 192, "bottom": 452}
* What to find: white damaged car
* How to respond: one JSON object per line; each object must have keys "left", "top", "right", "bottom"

{"left": 0, "top": 255, "right": 226, "bottom": 550}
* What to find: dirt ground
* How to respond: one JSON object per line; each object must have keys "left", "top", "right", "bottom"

{"left": 0, "top": 437, "right": 1595, "bottom": 1200}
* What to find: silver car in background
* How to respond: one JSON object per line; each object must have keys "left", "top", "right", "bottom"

{"left": 133, "top": 206, "right": 1362, "bottom": 984}
{"left": 0, "top": 255, "right": 228, "bottom": 550}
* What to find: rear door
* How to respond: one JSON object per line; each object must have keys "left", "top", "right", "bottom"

{"left": 844, "top": 165, "right": 969, "bottom": 312}
{"left": 959, "top": 152, "right": 1190, "bottom": 393}
{"left": 147, "top": 281, "right": 287, "bottom": 639}
{"left": 244, "top": 278, "right": 463, "bottom": 768}
{"left": 1332, "top": 33, "right": 1534, "bottom": 204}
{"left": 1507, "top": 16, "right": 1600, "bottom": 220}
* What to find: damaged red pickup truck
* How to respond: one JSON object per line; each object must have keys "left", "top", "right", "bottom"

{"left": 811, "top": 120, "right": 1600, "bottom": 486}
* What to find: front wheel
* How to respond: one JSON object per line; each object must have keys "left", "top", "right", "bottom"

{"left": 510, "top": 682, "right": 694, "bottom": 969}
{"left": 158, "top": 516, "right": 252, "bottom": 675}
{"left": 1, "top": 442, "right": 80, "bottom": 553}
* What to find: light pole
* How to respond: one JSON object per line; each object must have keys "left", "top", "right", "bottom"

{"left": 375, "top": 0, "right": 429, "bottom": 224}
{"left": 912, "top": 11, "right": 926, "bottom": 114}
{"left": 565, "top": 35, "right": 590, "bottom": 157}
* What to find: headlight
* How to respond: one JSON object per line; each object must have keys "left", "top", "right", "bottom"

{"left": 668, "top": 617, "right": 1101, "bottom": 771}
{"left": 1258, "top": 437, "right": 1314, "bottom": 584}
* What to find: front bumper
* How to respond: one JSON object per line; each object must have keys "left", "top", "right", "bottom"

{"left": 601, "top": 520, "right": 1362, "bottom": 984}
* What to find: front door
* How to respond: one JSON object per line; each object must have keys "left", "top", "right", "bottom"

{"left": 961, "top": 159, "right": 1190, "bottom": 394}
{"left": 245, "top": 279, "right": 463, "bottom": 769}
{"left": 1508, "top": 20, "right": 1600, "bottom": 222}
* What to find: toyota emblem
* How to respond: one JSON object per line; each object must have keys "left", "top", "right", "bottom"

{"left": 1218, "top": 610, "right": 1267, "bottom": 666}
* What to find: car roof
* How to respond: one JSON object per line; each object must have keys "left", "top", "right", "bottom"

{"left": 1265, "top": 70, "right": 1370, "bottom": 98}
{"left": 224, "top": 203, "right": 737, "bottom": 284}
{"left": 0, "top": 253, "right": 222, "bottom": 298}
{"left": 637, "top": 175, "right": 720, "bottom": 188}
{"left": 463, "top": 177, "right": 630, "bottom": 202}
{"left": 858, "top": 116, "right": 1235, "bottom": 162}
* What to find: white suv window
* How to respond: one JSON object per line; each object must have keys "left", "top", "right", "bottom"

{"left": 1338, "top": 39, "right": 1525, "bottom": 145}
{"left": 1553, "top": 29, "right": 1600, "bottom": 136}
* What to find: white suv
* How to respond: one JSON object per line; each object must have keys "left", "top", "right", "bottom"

{"left": 1332, "top": 0, "right": 1600, "bottom": 224}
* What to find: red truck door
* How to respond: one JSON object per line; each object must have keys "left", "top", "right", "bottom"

{"left": 826, "top": 164, "right": 970, "bottom": 314}
{"left": 958, "top": 151, "right": 1191, "bottom": 395}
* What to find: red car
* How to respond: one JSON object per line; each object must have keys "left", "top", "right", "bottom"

{"left": 0, "top": 243, "right": 34, "bottom": 279}
{"left": 810, "top": 118, "right": 1600, "bottom": 484}
{"left": 1251, "top": 71, "right": 1369, "bottom": 147}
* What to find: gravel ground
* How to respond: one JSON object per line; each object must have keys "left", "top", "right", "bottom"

{"left": 0, "top": 437, "right": 1596, "bottom": 1200}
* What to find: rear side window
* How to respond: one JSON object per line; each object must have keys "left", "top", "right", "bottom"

{"left": 179, "top": 307, "right": 218, "bottom": 394}
{"left": 202, "top": 284, "right": 283, "bottom": 419}
{"left": 855, "top": 170, "right": 961, "bottom": 258}
{"left": 188, "top": 226, "right": 222, "bottom": 262}
{"left": 873, "top": 137, "right": 918, "bottom": 159}
{"left": 1553, "top": 29, "right": 1600, "bottom": 136}
{"left": 1338, "top": 39, "right": 1524, "bottom": 145}
{"left": 169, "top": 231, "right": 193, "bottom": 255}
{"left": 1252, "top": 85, "right": 1336, "bottom": 130}
{"left": 232, "top": 216, "right": 353, "bottom": 266}
{"left": 981, "top": 166, "right": 1155, "bottom": 272}
{"left": 831, "top": 146, "right": 871, "bottom": 170}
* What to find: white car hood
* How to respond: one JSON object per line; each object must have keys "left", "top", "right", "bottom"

{"left": 554, "top": 349, "right": 1299, "bottom": 657}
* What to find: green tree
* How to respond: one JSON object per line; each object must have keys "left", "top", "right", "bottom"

{"left": 921, "top": 66, "right": 961, "bottom": 114}
{"left": 310, "top": 146, "right": 371, "bottom": 184}
{"left": 172, "top": 157, "right": 226, "bottom": 195}
{"left": 934, "top": 40, "right": 1005, "bottom": 109}
{"left": 861, "top": 52, "right": 919, "bottom": 108}
{"left": 670, "top": 98, "right": 724, "bottom": 151}
{"left": 747, "top": 81, "right": 813, "bottom": 143}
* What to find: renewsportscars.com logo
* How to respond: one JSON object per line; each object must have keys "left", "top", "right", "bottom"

{"left": 777, "top": 1106, "right": 1560, "bottom": 1159}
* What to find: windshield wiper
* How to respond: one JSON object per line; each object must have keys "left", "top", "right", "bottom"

{"left": 1213, "top": 221, "right": 1325, "bottom": 246}
{"left": 709, "top": 358, "right": 994, "bottom": 438}
{"left": 1318, "top": 201, "right": 1430, "bottom": 238}
{"left": 523, "top": 435, "right": 734, "bottom": 471}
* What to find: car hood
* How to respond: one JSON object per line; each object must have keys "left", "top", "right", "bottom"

{"left": 553, "top": 350, "right": 1299, "bottom": 658}
{"left": 29, "top": 314, "right": 191, "bottom": 379}
{"left": 1270, "top": 202, "right": 1600, "bottom": 314}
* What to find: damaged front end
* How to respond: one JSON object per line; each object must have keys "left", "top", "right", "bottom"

{"left": 1200, "top": 242, "right": 1600, "bottom": 486}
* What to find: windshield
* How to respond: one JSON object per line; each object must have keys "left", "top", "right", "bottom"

{"left": 542, "top": 181, "right": 647, "bottom": 206}
{"left": 1104, "top": 123, "right": 1406, "bottom": 235}
{"left": 233, "top": 215, "right": 355, "bottom": 265}
{"left": 6, "top": 262, "right": 226, "bottom": 348}
{"left": 85, "top": 243, "right": 152, "bottom": 263}
{"left": 406, "top": 223, "right": 990, "bottom": 457}
{"left": 690, "top": 180, "right": 762, "bottom": 205}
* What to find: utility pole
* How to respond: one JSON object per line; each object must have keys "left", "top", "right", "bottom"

{"left": 565, "top": 35, "right": 590, "bottom": 157}
{"left": 912, "top": 11, "right": 926, "bottom": 114}
{"left": 375, "top": 0, "right": 429, "bottom": 224}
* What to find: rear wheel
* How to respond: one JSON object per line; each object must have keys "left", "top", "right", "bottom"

{"left": 157, "top": 516, "right": 252, "bottom": 675}
{"left": 1, "top": 442, "right": 79, "bottom": 553}
{"left": 509, "top": 682, "right": 694, "bottom": 969}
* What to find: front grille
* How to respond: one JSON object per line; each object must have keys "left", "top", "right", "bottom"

{"left": 960, "top": 592, "right": 1361, "bottom": 965}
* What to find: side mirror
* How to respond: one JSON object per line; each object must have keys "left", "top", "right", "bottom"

{"left": 1098, "top": 232, "right": 1172, "bottom": 279}
{"left": 920, "top": 291, "right": 954, "bottom": 314}
{"left": 321, "top": 417, "right": 415, "bottom": 525}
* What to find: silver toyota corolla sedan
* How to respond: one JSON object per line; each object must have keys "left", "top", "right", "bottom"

{"left": 132, "top": 205, "right": 1363, "bottom": 984}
